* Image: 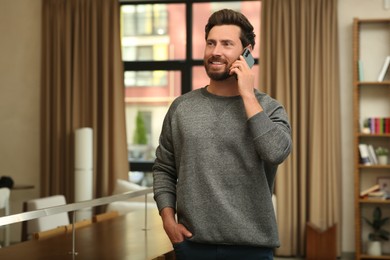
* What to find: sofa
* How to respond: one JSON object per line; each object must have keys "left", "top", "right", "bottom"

{"left": 106, "top": 179, "right": 156, "bottom": 215}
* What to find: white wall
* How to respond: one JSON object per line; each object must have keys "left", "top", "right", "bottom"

{"left": 1, "top": 0, "right": 389, "bottom": 250}
{"left": 0, "top": 0, "right": 41, "bottom": 242}
{"left": 338, "top": 0, "right": 390, "bottom": 253}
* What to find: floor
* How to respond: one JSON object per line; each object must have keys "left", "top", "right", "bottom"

{"left": 274, "top": 253, "right": 354, "bottom": 260}
{"left": 274, "top": 257, "right": 304, "bottom": 260}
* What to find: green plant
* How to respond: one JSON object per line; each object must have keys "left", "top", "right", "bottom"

{"left": 133, "top": 111, "right": 148, "bottom": 145}
{"left": 376, "top": 147, "right": 389, "bottom": 156}
{"left": 363, "top": 207, "right": 390, "bottom": 241}
{"left": 363, "top": 119, "right": 370, "bottom": 128}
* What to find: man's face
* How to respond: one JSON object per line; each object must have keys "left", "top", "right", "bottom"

{"left": 204, "top": 25, "right": 243, "bottom": 81}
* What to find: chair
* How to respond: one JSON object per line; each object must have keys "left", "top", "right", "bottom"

{"left": 21, "top": 195, "right": 70, "bottom": 241}
{"left": 106, "top": 179, "right": 155, "bottom": 215}
{"left": 0, "top": 188, "right": 10, "bottom": 247}
{"left": 92, "top": 211, "right": 119, "bottom": 223}
{"left": 272, "top": 194, "right": 277, "bottom": 221}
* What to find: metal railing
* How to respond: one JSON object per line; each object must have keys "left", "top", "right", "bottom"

{"left": 0, "top": 188, "right": 154, "bottom": 254}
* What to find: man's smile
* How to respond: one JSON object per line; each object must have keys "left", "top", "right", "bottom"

{"left": 208, "top": 59, "right": 228, "bottom": 69}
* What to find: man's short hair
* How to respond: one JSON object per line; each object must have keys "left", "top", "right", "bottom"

{"left": 205, "top": 9, "right": 256, "bottom": 48}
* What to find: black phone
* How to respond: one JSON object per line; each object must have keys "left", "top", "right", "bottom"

{"left": 242, "top": 48, "right": 255, "bottom": 68}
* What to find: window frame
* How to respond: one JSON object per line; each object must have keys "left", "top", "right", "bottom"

{"left": 120, "top": 0, "right": 260, "bottom": 172}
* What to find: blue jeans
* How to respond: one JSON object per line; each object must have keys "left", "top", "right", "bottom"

{"left": 173, "top": 240, "right": 274, "bottom": 260}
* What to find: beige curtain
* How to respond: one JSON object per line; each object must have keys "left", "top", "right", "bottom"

{"left": 41, "top": 0, "right": 128, "bottom": 203}
{"left": 260, "top": 0, "right": 341, "bottom": 256}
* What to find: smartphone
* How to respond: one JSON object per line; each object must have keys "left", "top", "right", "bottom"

{"left": 242, "top": 48, "right": 255, "bottom": 68}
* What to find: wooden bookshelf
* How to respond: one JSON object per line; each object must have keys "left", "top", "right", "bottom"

{"left": 360, "top": 255, "right": 390, "bottom": 260}
{"left": 353, "top": 18, "right": 390, "bottom": 260}
{"left": 360, "top": 199, "right": 390, "bottom": 204}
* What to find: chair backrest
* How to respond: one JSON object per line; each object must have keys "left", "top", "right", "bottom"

{"left": 0, "top": 188, "right": 10, "bottom": 247}
{"left": 24, "top": 195, "right": 70, "bottom": 240}
{"left": 0, "top": 188, "right": 10, "bottom": 214}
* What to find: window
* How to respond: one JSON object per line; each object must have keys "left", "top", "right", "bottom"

{"left": 120, "top": 0, "right": 261, "bottom": 185}
{"left": 121, "top": 4, "right": 168, "bottom": 36}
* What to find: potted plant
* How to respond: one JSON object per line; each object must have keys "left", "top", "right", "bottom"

{"left": 376, "top": 147, "right": 389, "bottom": 165}
{"left": 363, "top": 206, "right": 390, "bottom": 256}
{"left": 361, "top": 119, "right": 371, "bottom": 134}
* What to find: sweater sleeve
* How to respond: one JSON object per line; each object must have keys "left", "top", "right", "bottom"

{"left": 152, "top": 106, "right": 178, "bottom": 213}
{"left": 248, "top": 97, "right": 292, "bottom": 165}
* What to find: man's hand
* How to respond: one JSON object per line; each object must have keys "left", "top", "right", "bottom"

{"left": 230, "top": 55, "right": 256, "bottom": 98}
{"left": 229, "top": 55, "right": 263, "bottom": 118}
{"left": 160, "top": 207, "right": 192, "bottom": 244}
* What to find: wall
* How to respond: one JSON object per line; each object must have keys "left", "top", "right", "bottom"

{"left": 0, "top": 0, "right": 41, "bottom": 242}
{"left": 338, "top": 0, "right": 390, "bottom": 253}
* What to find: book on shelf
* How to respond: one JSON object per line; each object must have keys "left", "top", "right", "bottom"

{"left": 367, "top": 144, "right": 378, "bottom": 165}
{"left": 360, "top": 184, "right": 380, "bottom": 198}
{"left": 366, "top": 190, "right": 390, "bottom": 200}
{"left": 362, "top": 117, "right": 390, "bottom": 134}
{"left": 378, "top": 56, "right": 390, "bottom": 82}
{"left": 368, "top": 191, "right": 385, "bottom": 197}
{"left": 358, "top": 143, "right": 372, "bottom": 165}
{"left": 359, "top": 143, "right": 388, "bottom": 165}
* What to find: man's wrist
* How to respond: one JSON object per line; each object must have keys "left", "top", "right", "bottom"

{"left": 160, "top": 207, "right": 176, "bottom": 224}
{"left": 242, "top": 94, "right": 263, "bottom": 118}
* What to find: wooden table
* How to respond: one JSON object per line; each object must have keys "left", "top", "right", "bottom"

{"left": 0, "top": 209, "right": 174, "bottom": 260}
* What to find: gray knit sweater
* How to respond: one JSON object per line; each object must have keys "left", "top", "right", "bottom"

{"left": 153, "top": 86, "right": 292, "bottom": 248}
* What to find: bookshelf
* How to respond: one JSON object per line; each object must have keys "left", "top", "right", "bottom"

{"left": 353, "top": 18, "right": 390, "bottom": 260}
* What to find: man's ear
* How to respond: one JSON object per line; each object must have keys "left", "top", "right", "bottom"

{"left": 245, "top": 45, "right": 253, "bottom": 52}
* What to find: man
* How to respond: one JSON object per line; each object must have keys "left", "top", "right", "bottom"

{"left": 153, "top": 9, "right": 292, "bottom": 260}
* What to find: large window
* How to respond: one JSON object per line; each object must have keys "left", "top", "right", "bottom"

{"left": 120, "top": 0, "right": 261, "bottom": 185}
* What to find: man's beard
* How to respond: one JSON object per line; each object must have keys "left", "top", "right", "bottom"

{"left": 204, "top": 59, "right": 234, "bottom": 81}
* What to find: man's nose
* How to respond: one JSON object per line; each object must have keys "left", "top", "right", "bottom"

{"left": 211, "top": 44, "right": 223, "bottom": 56}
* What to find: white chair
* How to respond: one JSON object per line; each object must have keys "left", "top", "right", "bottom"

{"left": 106, "top": 179, "right": 155, "bottom": 215}
{"left": 272, "top": 194, "right": 277, "bottom": 221}
{"left": 22, "top": 195, "right": 70, "bottom": 241}
{"left": 0, "top": 187, "right": 10, "bottom": 247}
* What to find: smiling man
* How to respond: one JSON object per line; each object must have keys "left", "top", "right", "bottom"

{"left": 153, "top": 9, "right": 292, "bottom": 260}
